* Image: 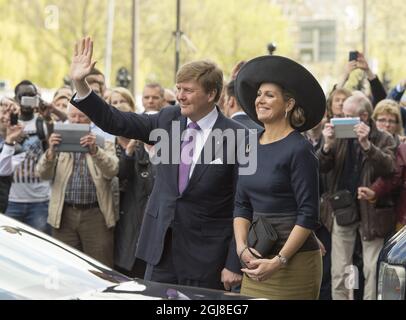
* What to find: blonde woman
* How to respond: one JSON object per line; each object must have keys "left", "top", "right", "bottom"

{"left": 372, "top": 99, "right": 405, "bottom": 145}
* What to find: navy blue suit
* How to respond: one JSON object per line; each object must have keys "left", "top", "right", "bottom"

{"left": 71, "top": 92, "right": 246, "bottom": 289}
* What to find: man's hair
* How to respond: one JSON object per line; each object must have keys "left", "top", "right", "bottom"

{"left": 176, "top": 60, "right": 223, "bottom": 102}
{"left": 14, "top": 80, "right": 37, "bottom": 98}
{"left": 226, "top": 80, "right": 236, "bottom": 98}
{"left": 345, "top": 94, "right": 373, "bottom": 117}
{"left": 144, "top": 82, "right": 164, "bottom": 98}
{"left": 326, "top": 88, "right": 351, "bottom": 119}
{"left": 86, "top": 68, "right": 105, "bottom": 86}
{"left": 88, "top": 68, "right": 105, "bottom": 78}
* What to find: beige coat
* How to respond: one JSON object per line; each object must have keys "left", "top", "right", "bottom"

{"left": 36, "top": 142, "right": 119, "bottom": 229}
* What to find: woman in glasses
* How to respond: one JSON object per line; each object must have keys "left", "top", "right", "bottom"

{"left": 359, "top": 99, "right": 406, "bottom": 232}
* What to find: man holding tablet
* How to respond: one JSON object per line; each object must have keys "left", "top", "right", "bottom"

{"left": 36, "top": 103, "right": 119, "bottom": 267}
{"left": 317, "top": 93, "right": 396, "bottom": 300}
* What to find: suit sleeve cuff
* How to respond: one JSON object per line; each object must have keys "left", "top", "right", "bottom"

{"left": 73, "top": 89, "right": 92, "bottom": 102}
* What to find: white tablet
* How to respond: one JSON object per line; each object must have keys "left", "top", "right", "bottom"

{"left": 330, "top": 117, "right": 360, "bottom": 139}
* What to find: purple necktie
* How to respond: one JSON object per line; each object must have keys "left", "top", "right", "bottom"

{"left": 178, "top": 121, "right": 200, "bottom": 194}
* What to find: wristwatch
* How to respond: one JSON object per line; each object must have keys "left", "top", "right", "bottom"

{"left": 277, "top": 254, "right": 288, "bottom": 266}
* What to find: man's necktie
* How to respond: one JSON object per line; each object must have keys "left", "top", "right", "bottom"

{"left": 178, "top": 121, "right": 200, "bottom": 194}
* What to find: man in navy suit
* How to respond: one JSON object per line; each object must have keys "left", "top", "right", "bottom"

{"left": 223, "top": 80, "right": 263, "bottom": 131}
{"left": 69, "top": 37, "right": 244, "bottom": 290}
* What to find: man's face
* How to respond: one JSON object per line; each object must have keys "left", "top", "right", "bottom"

{"left": 331, "top": 93, "right": 347, "bottom": 117}
{"left": 164, "top": 89, "right": 177, "bottom": 106}
{"left": 68, "top": 104, "right": 91, "bottom": 124}
{"left": 88, "top": 82, "right": 102, "bottom": 97}
{"left": 142, "top": 86, "right": 165, "bottom": 112}
{"left": 86, "top": 74, "right": 105, "bottom": 97}
{"left": 16, "top": 85, "right": 37, "bottom": 113}
{"left": 176, "top": 80, "right": 216, "bottom": 121}
{"left": 343, "top": 101, "right": 369, "bottom": 123}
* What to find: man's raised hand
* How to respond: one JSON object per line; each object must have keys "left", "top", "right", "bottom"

{"left": 70, "top": 37, "right": 97, "bottom": 82}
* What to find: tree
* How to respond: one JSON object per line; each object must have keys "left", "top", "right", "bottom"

{"left": 0, "top": 0, "right": 292, "bottom": 92}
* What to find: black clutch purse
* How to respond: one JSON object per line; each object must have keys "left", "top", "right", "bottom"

{"left": 247, "top": 216, "right": 279, "bottom": 258}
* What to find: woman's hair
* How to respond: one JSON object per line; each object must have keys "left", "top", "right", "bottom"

{"left": 108, "top": 87, "right": 137, "bottom": 113}
{"left": 326, "top": 88, "right": 351, "bottom": 120}
{"left": 372, "top": 99, "right": 403, "bottom": 135}
{"left": 281, "top": 88, "right": 306, "bottom": 128}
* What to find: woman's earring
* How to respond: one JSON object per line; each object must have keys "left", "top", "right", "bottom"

{"left": 285, "top": 110, "right": 288, "bottom": 119}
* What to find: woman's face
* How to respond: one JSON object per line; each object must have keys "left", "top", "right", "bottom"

{"left": 255, "top": 83, "right": 288, "bottom": 124}
{"left": 375, "top": 112, "right": 399, "bottom": 135}
{"left": 110, "top": 92, "right": 132, "bottom": 113}
{"left": 331, "top": 92, "right": 347, "bottom": 117}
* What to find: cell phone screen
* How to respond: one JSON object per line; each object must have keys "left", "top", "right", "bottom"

{"left": 10, "top": 113, "right": 18, "bottom": 125}
{"left": 349, "top": 51, "right": 358, "bottom": 61}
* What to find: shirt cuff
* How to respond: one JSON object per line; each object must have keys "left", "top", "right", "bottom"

{"left": 396, "top": 84, "right": 405, "bottom": 92}
{"left": 295, "top": 215, "right": 320, "bottom": 230}
{"left": 233, "top": 206, "right": 253, "bottom": 221}
{"left": 73, "top": 89, "right": 92, "bottom": 102}
{"left": 1, "top": 143, "right": 16, "bottom": 155}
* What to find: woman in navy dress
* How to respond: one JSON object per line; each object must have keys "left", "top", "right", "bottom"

{"left": 233, "top": 56, "right": 326, "bottom": 299}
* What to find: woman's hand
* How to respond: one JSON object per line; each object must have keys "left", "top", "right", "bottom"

{"left": 238, "top": 246, "right": 261, "bottom": 269}
{"left": 241, "top": 257, "right": 283, "bottom": 282}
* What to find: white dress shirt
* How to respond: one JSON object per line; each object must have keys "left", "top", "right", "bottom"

{"left": 186, "top": 107, "right": 218, "bottom": 177}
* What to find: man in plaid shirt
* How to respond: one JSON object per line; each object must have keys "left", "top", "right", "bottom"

{"left": 36, "top": 103, "right": 119, "bottom": 267}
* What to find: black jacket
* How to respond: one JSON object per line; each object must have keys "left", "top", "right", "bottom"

{"left": 114, "top": 141, "right": 156, "bottom": 271}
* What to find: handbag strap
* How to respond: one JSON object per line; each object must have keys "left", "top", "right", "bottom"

{"left": 246, "top": 246, "right": 262, "bottom": 259}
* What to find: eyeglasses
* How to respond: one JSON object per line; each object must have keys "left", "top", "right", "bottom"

{"left": 376, "top": 118, "right": 398, "bottom": 125}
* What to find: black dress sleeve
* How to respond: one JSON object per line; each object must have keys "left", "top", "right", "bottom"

{"left": 290, "top": 140, "right": 320, "bottom": 230}
{"left": 233, "top": 179, "right": 253, "bottom": 221}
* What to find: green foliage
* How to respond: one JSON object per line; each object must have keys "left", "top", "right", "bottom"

{"left": 0, "top": 0, "right": 292, "bottom": 93}
{"left": 367, "top": 0, "right": 406, "bottom": 85}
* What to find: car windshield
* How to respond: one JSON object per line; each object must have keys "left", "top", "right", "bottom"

{"left": 0, "top": 215, "right": 129, "bottom": 299}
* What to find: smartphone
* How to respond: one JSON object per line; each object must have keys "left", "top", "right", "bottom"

{"left": 21, "top": 96, "right": 40, "bottom": 108}
{"left": 349, "top": 51, "right": 358, "bottom": 61}
{"left": 10, "top": 113, "right": 18, "bottom": 125}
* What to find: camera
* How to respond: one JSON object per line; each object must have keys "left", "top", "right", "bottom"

{"left": 20, "top": 96, "right": 40, "bottom": 108}
{"left": 349, "top": 51, "right": 358, "bottom": 62}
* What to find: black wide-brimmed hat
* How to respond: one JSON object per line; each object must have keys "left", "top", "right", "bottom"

{"left": 235, "top": 55, "right": 326, "bottom": 132}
